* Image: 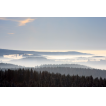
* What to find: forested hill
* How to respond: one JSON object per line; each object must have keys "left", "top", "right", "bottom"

{"left": 39, "top": 64, "right": 91, "bottom": 69}
{"left": 0, "top": 63, "right": 90, "bottom": 69}
{"left": 0, "top": 63, "right": 24, "bottom": 69}
{"left": 0, "top": 63, "right": 106, "bottom": 78}
{"left": 35, "top": 67, "right": 106, "bottom": 79}
{"left": 0, "top": 69, "right": 106, "bottom": 87}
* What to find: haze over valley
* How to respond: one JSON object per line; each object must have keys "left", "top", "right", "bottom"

{"left": 0, "top": 49, "right": 106, "bottom": 70}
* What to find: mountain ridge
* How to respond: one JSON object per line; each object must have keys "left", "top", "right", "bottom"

{"left": 0, "top": 63, "right": 91, "bottom": 69}
{"left": 0, "top": 48, "right": 92, "bottom": 56}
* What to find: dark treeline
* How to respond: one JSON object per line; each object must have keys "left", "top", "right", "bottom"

{"left": 0, "top": 69, "right": 106, "bottom": 87}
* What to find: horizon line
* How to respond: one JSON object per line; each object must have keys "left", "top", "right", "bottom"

{"left": 0, "top": 48, "right": 106, "bottom": 52}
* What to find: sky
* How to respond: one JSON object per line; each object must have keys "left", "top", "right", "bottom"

{"left": 0, "top": 17, "right": 106, "bottom": 51}
{"left": 0, "top": 17, "right": 106, "bottom": 69}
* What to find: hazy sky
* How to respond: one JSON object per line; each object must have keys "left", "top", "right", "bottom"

{"left": 0, "top": 17, "right": 106, "bottom": 51}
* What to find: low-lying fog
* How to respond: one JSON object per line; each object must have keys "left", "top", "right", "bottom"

{"left": 0, "top": 49, "right": 106, "bottom": 69}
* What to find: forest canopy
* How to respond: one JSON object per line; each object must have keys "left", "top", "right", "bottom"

{"left": 0, "top": 68, "right": 106, "bottom": 87}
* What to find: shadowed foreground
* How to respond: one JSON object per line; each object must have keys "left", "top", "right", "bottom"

{"left": 0, "top": 69, "right": 106, "bottom": 87}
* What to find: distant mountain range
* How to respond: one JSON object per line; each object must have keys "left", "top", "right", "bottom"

{"left": 0, "top": 48, "right": 93, "bottom": 67}
{"left": 0, "top": 48, "right": 92, "bottom": 56}
{"left": 0, "top": 49, "right": 36, "bottom": 56}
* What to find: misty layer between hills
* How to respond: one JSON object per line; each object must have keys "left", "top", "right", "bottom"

{"left": 0, "top": 49, "right": 106, "bottom": 69}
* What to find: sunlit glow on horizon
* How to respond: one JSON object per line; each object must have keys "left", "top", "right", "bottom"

{"left": 3, "top": 54, "right": 23, "bottom": 59}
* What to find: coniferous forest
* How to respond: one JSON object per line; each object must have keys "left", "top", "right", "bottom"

{"left": 0, "top": 68, "right": 106, "bottom": 87}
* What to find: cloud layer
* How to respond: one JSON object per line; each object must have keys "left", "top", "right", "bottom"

{"left": 0, "top": 17, "right": 35, "bottom": 26}
{"left": 18, "top": 18, "right": 35, "bottom": 26}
